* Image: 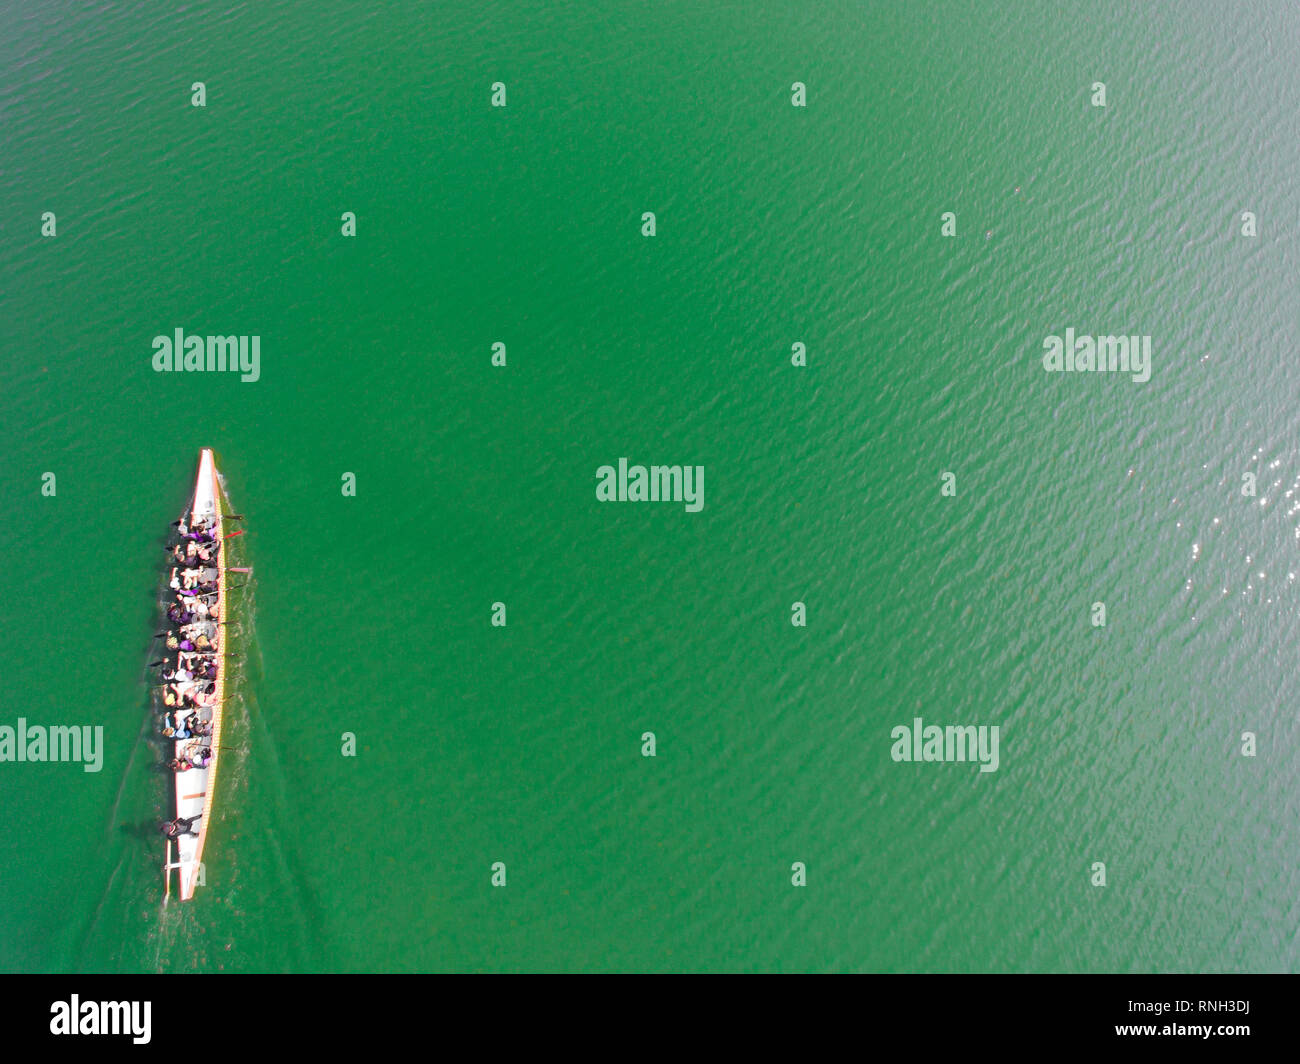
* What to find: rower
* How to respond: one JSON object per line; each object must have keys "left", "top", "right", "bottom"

{"left": 160, "top": 815, "right": 201, "bottom": 838}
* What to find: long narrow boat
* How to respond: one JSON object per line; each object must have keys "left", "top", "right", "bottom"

{"left": 161, "top": 448, "right": 230, "bottom": 901}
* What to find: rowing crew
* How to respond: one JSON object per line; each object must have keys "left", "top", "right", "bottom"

{"left": 166, "top": 630, "right": 215, "bottom": 652}
{"left": 168, "top": 538, "right": 217, "bottom": 561}
{"left": 162, "top": 680, "right": 217, "bottom": 708}
{"left": 168, "top": 745, "right": 213, "bottom": 773}
{"left": 167, "top": 595, "right": 219, "bottom": 625}
{"left": 159, "top": 655, "right": 217, "bottom": 682}
{"left": 165, "top": 615, "right": 220, "bottom": 653}
{"left": 162, "top": 710, "right": 213, "bottom": 740}
{"left": 175, "top": 514, "right": 218, "bottom": 539}
{"left": 158, "top": 512, "right": 221, "bottom": 772}
{"left": 170, "top": 565, "right": 220, "bottom": 591}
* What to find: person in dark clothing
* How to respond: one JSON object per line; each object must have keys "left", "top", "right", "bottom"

{"left": 160, "top": 815, "right": 201, "bottom": 838}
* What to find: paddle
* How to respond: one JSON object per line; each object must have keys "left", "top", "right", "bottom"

{"left": 225, "top": 530, "right": 244, "bottom": 540}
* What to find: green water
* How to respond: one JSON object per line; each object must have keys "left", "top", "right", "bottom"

{"left": 2, "top": 1, "right": 1298, "bottom": 972}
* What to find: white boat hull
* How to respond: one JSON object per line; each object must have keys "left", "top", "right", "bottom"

{"left": 168, "top": 448, "right": 228, "bottom": 901}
